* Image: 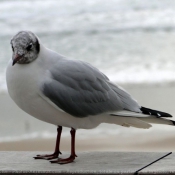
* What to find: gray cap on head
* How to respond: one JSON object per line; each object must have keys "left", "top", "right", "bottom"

{"left": 11, "top": 31, "right": 40, "bottom": 65}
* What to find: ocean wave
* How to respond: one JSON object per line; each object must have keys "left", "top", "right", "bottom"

{"left": 2, "top": 0, "right": 175, "bottom": 37}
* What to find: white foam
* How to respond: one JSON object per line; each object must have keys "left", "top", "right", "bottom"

{"left": 106, "top": 69, "right": 175, "bottom": 85}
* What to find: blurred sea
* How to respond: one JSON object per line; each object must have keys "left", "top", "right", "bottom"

{"left": 2, "top": 0, "right": 175, "bottom": 90}
{"left": 1, "top": 0, "right": 175, "bottom": 143}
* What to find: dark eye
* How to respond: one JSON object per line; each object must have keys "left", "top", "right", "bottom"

{"left": 26, "top": 43, "right": 33, "bottom": 51}
{"left": 12, "top": 46, "right": 14, "bottom": 52}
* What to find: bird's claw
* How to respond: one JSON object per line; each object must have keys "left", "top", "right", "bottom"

{"left": 50, "top": 155, "right": 76, "bottom": 164}
{"left": 33, "top": 152, "right": 61, "bottom": 160}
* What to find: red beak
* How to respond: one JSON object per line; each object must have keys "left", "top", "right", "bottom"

{"left": 12, "top": 54, "right": 23, "bottom": 66}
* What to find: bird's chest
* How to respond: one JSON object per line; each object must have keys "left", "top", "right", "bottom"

{"left": 6, "top": 63, "right": 41, "bottom": 112}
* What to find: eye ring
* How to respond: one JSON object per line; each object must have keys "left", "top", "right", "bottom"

{"left": 26, "top": 43, "right": 33, "bottom": 51}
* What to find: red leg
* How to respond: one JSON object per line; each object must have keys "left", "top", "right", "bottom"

{"left": 34, "top": 126, "right": 62, "bottom": 160}
{"left": 50, "top": 128, "right": 77, "bottom": 164}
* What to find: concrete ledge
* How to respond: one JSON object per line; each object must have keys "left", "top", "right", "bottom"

{"left": 0, "top": 152, "right": 174, "bottom": 174}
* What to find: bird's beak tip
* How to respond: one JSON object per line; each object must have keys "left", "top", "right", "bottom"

{"left": 12, "top": 54, "right": 22, "bottom": 66}
{"left": 12, "top": 59, "right": 17, "bottom": 66}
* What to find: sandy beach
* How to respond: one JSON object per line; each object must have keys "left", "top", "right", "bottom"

{"left": 1, "top": 133, "right": 175, "bottom": 152}
{"left": 1, "top": 84, "right": 175, "bottom": 152}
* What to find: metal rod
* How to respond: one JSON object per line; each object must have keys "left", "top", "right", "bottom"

{"left": 134, "top": 152, "right": 172, "bottom": 175}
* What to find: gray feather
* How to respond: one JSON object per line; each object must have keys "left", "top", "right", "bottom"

{"left": 108, "top": 82, "right": 141, "bottom": 113}
{"left": 42, "top": 59, "right": 140, "bottom": 117}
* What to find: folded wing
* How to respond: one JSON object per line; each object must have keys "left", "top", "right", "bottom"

{"left": 40, "top": 59, "right": 140, "bottom": 118}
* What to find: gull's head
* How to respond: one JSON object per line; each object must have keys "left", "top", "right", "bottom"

{"left": 10, "top": 31, "right": 40, "bottom": 66}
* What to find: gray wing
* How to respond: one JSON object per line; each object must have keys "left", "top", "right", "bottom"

{"left": 41, "top": 59, "right": 140, "bottom": 118}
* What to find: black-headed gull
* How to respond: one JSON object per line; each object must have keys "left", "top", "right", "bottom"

{"left": 6, "top": 31, "right": 174, "bottom": 164}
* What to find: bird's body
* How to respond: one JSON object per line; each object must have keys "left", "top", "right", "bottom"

{"left": 6, "top": 43, "right": 123, "bottom": 129}
{"left": 6, "top": 31, "right": 174, "bottom": 164}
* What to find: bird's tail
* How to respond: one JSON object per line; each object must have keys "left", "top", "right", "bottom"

{"left": 138, "top": 117, "right": 175, "bottom": 126}
{"left": 109, "top": 106, "right": 174, "bottom": 129}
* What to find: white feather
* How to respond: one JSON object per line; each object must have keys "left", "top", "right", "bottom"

{"left": 139, "top": 117, "right": 173, "bottom": 126}
{"left": 110, "top": 110, "right": 150, "bottom": 117}
{"left": 105, "top": 115, "right": 152, "bottom": 129}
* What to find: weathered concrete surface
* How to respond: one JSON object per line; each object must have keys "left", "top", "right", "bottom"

{"left": 0, "top": 152, "right": 173, "bottom": 175}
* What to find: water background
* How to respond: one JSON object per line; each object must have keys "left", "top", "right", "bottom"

{"left": 1, "top": 0, "right": 175, "bottom": 142}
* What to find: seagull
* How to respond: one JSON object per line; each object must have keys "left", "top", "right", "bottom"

{"left": 6, "top": 31, "right": 174, "bottom": 164}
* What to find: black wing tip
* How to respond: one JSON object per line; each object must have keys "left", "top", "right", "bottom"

{"left": 140, "top": 106, "right": 173, "bottom": 118}
{"left": 171, "top": 120, "right": 175, "bottom": 125}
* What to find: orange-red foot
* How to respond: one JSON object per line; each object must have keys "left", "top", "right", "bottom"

{"left": 50, "top": 155, "right": 77, "bottom": 164}
{"left": 33, "top": 151, "right": 61, "bottom": 160}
